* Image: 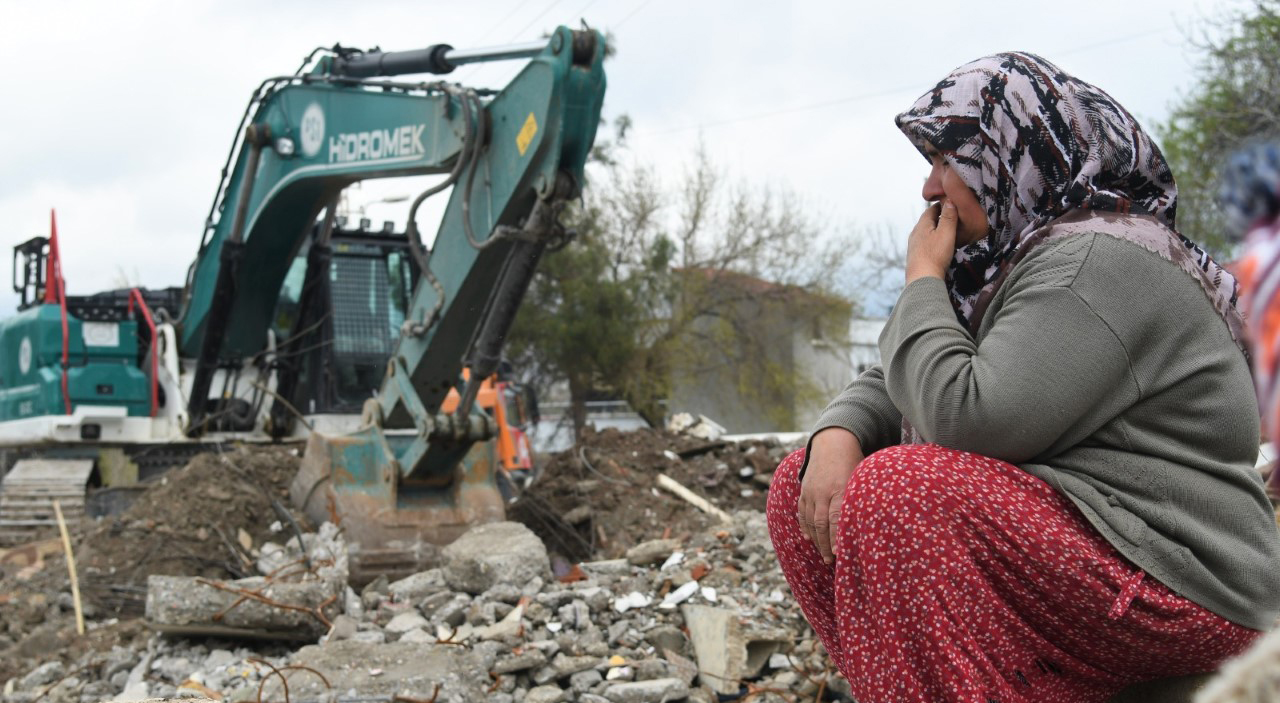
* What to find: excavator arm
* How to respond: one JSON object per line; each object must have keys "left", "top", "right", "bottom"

{"left": 179, "top": 27, "right": 604, "bottom": 436}
{"left": 172, "top": 28, "right": 606, "bottom": 573}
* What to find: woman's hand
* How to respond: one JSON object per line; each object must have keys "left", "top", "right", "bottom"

{"left": 905, "top": 201, "right": 958, "bottom": 284}
{"left": 799, "top": 428, "right": 864, "bottom": 564}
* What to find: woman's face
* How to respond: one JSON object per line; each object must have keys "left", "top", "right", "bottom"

{"left": 922, "top": 147, "right": 990, "bottom": 245}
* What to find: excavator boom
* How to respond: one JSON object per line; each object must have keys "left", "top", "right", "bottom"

{"left": 169, "top": 28, "right": 606, "bottom": 578}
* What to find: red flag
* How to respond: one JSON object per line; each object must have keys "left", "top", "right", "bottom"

{"left": 48, "top": 209, "right": 71, "bottom": 413}
{"left": 45, "top": 210, "right": 65, "bottom": 304}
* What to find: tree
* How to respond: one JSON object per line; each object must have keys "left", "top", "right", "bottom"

{"left": 507, "top": 129, "right": 859, "bottom": 437}
{"left": 1158, "top": 0, "right": 1280, "bottom": 256}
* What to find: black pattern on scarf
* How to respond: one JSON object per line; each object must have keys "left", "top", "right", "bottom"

{"left": 892, "top": 53, "right": 1244, "bottom": 443}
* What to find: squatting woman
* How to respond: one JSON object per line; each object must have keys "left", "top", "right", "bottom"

{"left": 766, "top": 53, "right": 1280, "bottom": 703}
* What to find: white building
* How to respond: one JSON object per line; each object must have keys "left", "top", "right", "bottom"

{"left": 848, "top": 318, "right": 886, "bottom": 378}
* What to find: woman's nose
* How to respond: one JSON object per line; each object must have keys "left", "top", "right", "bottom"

{"left": 922, "top": 162, "right": 946, "bottom": 202}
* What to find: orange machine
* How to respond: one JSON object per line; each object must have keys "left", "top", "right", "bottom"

{"left": 441, "top": 372, "right": 535, "bottom": 474}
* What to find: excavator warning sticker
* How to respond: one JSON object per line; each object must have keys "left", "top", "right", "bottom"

{"left": 516, "top": 113, "right": 538, "bottom": 156}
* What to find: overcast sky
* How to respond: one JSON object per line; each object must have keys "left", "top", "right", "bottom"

{"left": 0, "top": 0, "right": 1239, "bottom": 315}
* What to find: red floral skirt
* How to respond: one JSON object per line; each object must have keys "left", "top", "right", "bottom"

{"left": 765, "top": 444, "right": 1260, "bottom": 703}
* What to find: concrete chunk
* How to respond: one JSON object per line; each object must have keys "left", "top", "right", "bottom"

{"left": 625, "top": 539, "right": 679, "bottom": 567}
{"left": 385, "top": 611, "right": 429, "bottom": 634}
{"left": 681, "top": 604, "right": 790, "bottom": 695}
{"left": 494, "top": 649, "right": 548, "bottom": 675}
{"left": 552, "top": 654, "right": 605, "bottom": 679}
{"left": 146, "top": 575, "right": 338, "bottom": 640}
{"left": 525, "top": 685, "right": 568, "bottom": 703}
{"left": 260, "top": 640, "right": 490, "bottom": 701}
{"left": 387, "top": 568, "right": 448, "bottom": 602}
{"left": 603, "top": 678, "right": 690, "bottom": 703}
{"left": 442, "top": 522, "right": 551, "bottom": 594}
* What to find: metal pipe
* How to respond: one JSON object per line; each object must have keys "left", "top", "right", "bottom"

{"left": 442, "top": 41, "right": 546, "bottom": 66}
{"left": 228, "top": 125, "right": 268, "bottom": 245}
{"left": 333, "top": 40, "right": 546, "bottom": 77}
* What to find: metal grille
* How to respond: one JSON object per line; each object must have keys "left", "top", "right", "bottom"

{"left": 330, "top": 256, "right": 397, "bottom": 361}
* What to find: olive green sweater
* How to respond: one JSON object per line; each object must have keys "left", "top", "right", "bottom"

{"left": 815, "top": 229, "right": 1280, "bottom": 630}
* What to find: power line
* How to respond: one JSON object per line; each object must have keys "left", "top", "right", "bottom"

{"left": 637, "top": 25, "right": 1178, "bottom": 138}
{"left": 470, "top": 0, "right": 528, "bottom": 46}
{"left": 457, "top": 0, "right": 565, "bottom": 83}
{"left": 1052, "top": 25, "right": 1174, "bottom": 59}
{"left": 570, "top": 0, "right": 604, "bottom": 23}
{"left": 641, "top": 84, "right": 922, "bottom": 136}
{"left": 612, "top": 0, "right": 656, "bottom": 29}
{"left": 507, "top": 0, "right": 568, "bottom": 43}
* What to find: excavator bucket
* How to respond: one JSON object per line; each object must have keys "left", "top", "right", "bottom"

{"left": 289, "top": 429, "right": 506, "bottom": 584}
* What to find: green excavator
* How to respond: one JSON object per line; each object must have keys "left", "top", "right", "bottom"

{"left": 0, "top": 26, "right": 606, "bottom": 577}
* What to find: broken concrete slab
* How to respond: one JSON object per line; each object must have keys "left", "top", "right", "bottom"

{"left": 387, "top": 568, "right": 448, "bottom": 602}
{"left": 680, "top": 604, "right": 790, "bottom": 695}
{"left": 493, "top": 649, "right": 549, "bottom": 674}
{"left": 442, "top": 522, "right": 551, "bottom": 595}
{"left": 384, "top": 611, "right": 429, "bottom": 634}
{"left": 525, "top": 684, "right": 568, "bottom": 703}
{"left": 145, "top": 575, "right": 339, "bottom": 640}
{"left": 261, "top": 640, "right": 491, "bottom": 702}
{"left": 603, "top": 678, "right": 690, "bottom": 703}
{"left": 625, "top": 539, "right": 680, "bottom": 567}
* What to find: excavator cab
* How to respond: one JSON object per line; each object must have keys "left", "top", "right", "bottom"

{"left": 271, "top": 219, "right": 419, "bottom": 419}
{"left": 268, "top": 221, "right": 540, "bottom": 481}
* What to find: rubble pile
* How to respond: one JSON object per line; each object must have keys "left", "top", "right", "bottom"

{"left": 75, "top": 446, "right": 309, "bottom": 612}
{"left": 1, "top": 432, "right": 832, "bottom": 703}
{"left": 510, "top": 427, "right": 790, "bottom": 563}
{"left": 2, "top": 513, "right": 843, "bottom": 703}
{"left": 0, "top": 446, "right": 306, "bottom": 683}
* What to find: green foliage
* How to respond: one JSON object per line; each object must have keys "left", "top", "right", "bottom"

{"left": 506, "top": 200, "right": 651, "bottom": 432}
{"left": 1158, "top": 0, "right": 1280, "bottom": 256}
{"left": 507, "top": 124, "right": 859, "bottom": 437}
{"left": 690, "top": 281, "right": 853, "bottom": 431}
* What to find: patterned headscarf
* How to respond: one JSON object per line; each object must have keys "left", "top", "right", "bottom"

{"left": 1222, "top": 142, "right": 1280, "bottom": 442}
{"left": 892, "top": 53, "right": 1246, "bottom": 445}
{"left": 895, "top": 52, "right": 1238, "bottom": 333}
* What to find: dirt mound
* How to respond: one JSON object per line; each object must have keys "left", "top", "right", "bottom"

{"left": 0, "top": 444, "right": 306, "bottom": 682}
{"left": 75, "top": 445, "right": 308, "bottom": 614}
{"left": 510, "top": 427, "right": 796, "bottom": 563}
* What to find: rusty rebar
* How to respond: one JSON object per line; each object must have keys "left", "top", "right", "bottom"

{"left": 195, "top": 578, "right": 335, "bottom": 629}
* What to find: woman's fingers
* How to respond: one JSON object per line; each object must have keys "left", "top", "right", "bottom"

{"left": 813, "top": 493, "right": 835, "bottom": 563}
{"left": 936, "top": 200, "right": 957, "bottom": 234}
{"left": 798, "top": 490, "right": 815, "bottom": 544}
{"left": 906, "top": 201, "right": 958, "bottom": 283}
{"left": 826, "top": 499, "right": 843, "bottom": 562}
{"left": 799, "top": 429, "right": 863, "bottom": 564}
{"left": 801, "top": 469, "right": 839, "bottom": 564}
{"left": 917, "top": 201, "right": 941, "bottom": 226}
